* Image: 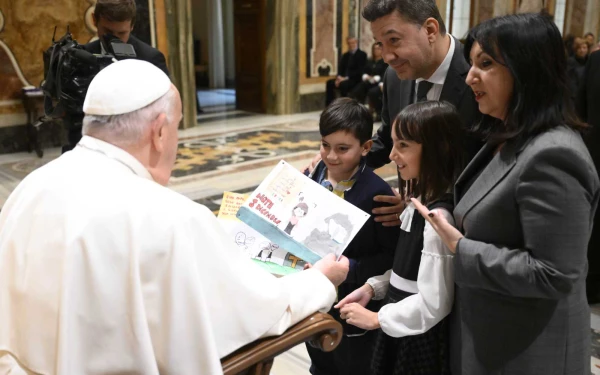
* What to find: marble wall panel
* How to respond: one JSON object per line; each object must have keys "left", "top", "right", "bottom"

{"left": 476, "top": 0, "right": 495, "bottom": 24}
{"left": 309, "top": 0, "right": 338, "bottom": 77}
{"left": 298, "top": 0, "right": 348, "bottom": 95}
{"left": 0, "top": 0, "right": 95, "bottom": 89}
{"left": 358, "top": 0, "right": 373, "bottom": 58}
{"left": 517, "top": 0, "right": 545, "bottom": 13}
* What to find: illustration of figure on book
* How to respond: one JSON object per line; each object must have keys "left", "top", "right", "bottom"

{"left": 303, "top": 213, "right": 354, "bottom": 258}
{"left": 283, "top": 193, "right": 315, "bottom": 236}
{"left": 254, "top": 242, "right": 280, "bottom": 262}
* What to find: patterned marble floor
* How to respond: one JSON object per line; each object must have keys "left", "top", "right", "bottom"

{"left": 0, "top": 111, "right": 598, "bottom": 374}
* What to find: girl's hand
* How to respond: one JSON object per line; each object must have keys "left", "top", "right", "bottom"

{"left": 339, "top": 303, "right": 380, "bottom": 330}
{"left": 411, "top": 198, "right": 463, "bottom": 253}
{"left": 334, "top": 284, "right": 373, "bottom": 309}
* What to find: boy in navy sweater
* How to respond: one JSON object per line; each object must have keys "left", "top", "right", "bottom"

{"left": 304, "top": 98, "right": 399, "bottom": 375}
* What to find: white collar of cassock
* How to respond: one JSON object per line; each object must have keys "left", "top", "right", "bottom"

{"left": 77, "top": 135, "right": 155, "bottom": 181}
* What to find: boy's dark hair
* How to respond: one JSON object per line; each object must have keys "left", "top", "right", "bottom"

{"left": 394, "top": 101, "right": 464, "bottom": 205}
{"left": 94, "top": 0, "right": 137, "bottom": 26}
{"left": 464, "top": 13, "right": 586, "bottom": 143}
{"left": 362, "top": 0, "right": 446, "bottom": 35}
{"left": 319, "top": 98, "right": 373, "bottom": 144}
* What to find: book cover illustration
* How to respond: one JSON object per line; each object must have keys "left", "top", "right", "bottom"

{"left": 236, "top": 160, "right": 370, "bottom": 264}
{"left": 217, "top": 191, "right": 306, "bottom": 275}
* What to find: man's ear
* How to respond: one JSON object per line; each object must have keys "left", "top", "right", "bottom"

{"left": 92, "top": 13, "right": 98, "bottom": 28}
{"left": 424, "top": 17, "right": 440, "bottom": 42}
{"left": 362, "top": 139, "right": 373, "bottom": 156}
{"left": 150, "top": 113, "right": 168, "bottom": 153}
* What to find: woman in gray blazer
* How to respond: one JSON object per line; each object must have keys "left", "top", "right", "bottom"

{"left": 412, "top": 13, "right": 600, "bottom": 375}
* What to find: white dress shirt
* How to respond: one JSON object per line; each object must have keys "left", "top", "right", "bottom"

{"left": 414, "top": 35, "right": 456, "bottom": 102}
{"left": 366, "top": 200, "right": 455, "bottom": 338}
{"left": 0, "top": 136, "right": 336, "bottom": 375}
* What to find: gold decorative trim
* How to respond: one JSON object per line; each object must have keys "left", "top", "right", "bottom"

{"left": 0, "top": 9, "right": 5, "bottom": 33}
{"left": 85, "top": 0, "right": 97, "bottom": 37}
{"left": 0, "top": 40, "right": 32, "bottom": 87}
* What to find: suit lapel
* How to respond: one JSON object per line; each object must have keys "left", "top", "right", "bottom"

{"left": 440, "top": 37, "right": 469, "bottom": 107}
{"left": 454, "top": 140, "right": 519, "bottom": 231}
{"left": 399, "top": 79, "right": 414, "bottom": 110}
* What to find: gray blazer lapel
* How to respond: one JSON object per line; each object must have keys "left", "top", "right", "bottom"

{"left": 454, "top": 142, "right": 518, "bottom": 231}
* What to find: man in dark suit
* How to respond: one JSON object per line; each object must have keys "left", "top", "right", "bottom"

{"left": 362, "top": 0, "right": 482, "bottom": 225}
{"left": 325, "top": 37, "right": 368, "bottom": 106}
{"left": 84, "top": 0, "right": 168, "bottom": 76}
{"left": 62, "top": 0, "right": 169, "bottom": 153}
{"left": 576, "top": 50, "right": 600, "bottom": 303}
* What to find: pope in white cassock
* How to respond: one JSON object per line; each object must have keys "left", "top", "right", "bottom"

{"left": 0, "top": 60, "right": 349, "bottom": 375}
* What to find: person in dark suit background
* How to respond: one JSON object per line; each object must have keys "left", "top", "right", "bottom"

{"left": 567, "top": 37, "right": 588, "bottom": 103}
{"left": 325, "top": 37, "right": 368, "bottom": 106}
{"left": 577, "top": 50, "right": 600, "bottom": 303}
{"left": 360, "top": 0, "right": 482, "bottom": 226}
{"left": 348, "top": 43, "right": 388, "bottom": 119}
{"left": 62, "top": 0, "right": 169, "bottom": 153}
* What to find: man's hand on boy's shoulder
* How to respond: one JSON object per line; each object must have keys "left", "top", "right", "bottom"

{"left": 372, "top": 188, "right": 404, "bottom": 227}
{"left": 303, "top": 153, "right": 322, "bottom": 174}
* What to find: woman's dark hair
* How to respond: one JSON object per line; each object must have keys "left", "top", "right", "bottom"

{"left": 393, "top": 101, "right": 464, "bottom": 205}
{"left": 362, "top": 0, "right": 446, "bottom": 35}
{"left": 320, "top": 98, "right": 373, "bottom": 144}
{"left": 464, "top": 13, "right": 586, "bottom": 143}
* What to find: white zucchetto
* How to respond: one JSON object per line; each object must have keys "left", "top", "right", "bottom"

{"left": 83, "top": 59, "right": 171, "bottom": 116}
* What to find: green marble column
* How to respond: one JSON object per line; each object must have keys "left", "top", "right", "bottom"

{"left": 265, "top": 0, "right": 300, "bottom": 115}
{"left": 165, "top": 0, "right": 196, "bottom": 128}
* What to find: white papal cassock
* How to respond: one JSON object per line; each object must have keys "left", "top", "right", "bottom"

{"left": 0, "top": 136, "right": 336, "bottom": 375}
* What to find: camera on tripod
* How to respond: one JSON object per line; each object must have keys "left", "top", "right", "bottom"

{"left": 40, "top": 26, "right": 137, "bottom": 120}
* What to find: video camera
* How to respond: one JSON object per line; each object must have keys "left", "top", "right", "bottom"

{"left": 41, "top": 26, "right": 137, "bottom": 120}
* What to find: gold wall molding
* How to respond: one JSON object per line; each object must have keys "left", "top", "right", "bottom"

{"left": 0, "top": 41, "right": 30, "bottom": 87}
{"left": 85, "top": 0, "right": 97, "bottom": 38}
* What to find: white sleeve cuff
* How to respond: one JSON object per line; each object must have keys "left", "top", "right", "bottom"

{"left": 366, "top": 269, "right": 391, "bottom": 300}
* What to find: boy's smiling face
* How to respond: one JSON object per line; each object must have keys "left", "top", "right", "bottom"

{"left": 320, "top": 131, "right": 372, "bottom": 181}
